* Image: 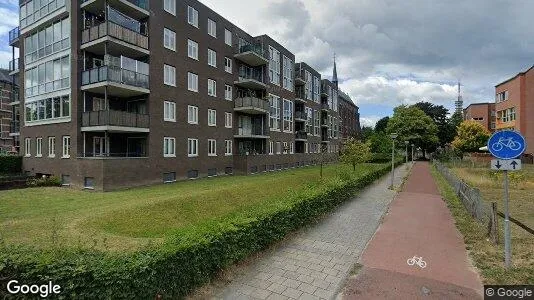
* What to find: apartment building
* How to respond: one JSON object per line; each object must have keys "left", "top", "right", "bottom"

{"left": 0, "top": 69, "right": 17, "bottom": 153}
{"left": 11, "top": 0, "right": 344, "bottom": 190}
{"left": 338, "top": 90, "right": 361, "bottom": 140}
{"left": 463, "top": 102, "right": 496, "bottom": 133}
{"left": 495, "top": 65, "right": 534, "bottom": 154}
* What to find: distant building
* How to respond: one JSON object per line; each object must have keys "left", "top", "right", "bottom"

{"left": 338, "top": 91, "right": 361, "bottom": 140}
{"left": 463, "top": 102, "right": 496, "bottom": 132}
{"left": 0, "top": 69, "right": 19, "bottom": 154}
{"left": 495, "top": 65, "right": 534, "bottom": 154}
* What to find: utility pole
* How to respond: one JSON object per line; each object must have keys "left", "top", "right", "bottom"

{"left": 503, "top": 169, "right": 511, "bottom": 268}
{"left": 405, "top": 141, "right": 409, "bottom": 169}
{"left": 390, "top": 133, "right": 398, "bottom": 189}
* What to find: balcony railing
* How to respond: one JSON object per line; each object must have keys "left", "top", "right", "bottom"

{"left": 82, "top": 0, "right": 149, "bottom": 10}
{"left": 321, "top": 82, "right": 330, "bottom": 96}
{"left": 295, "top": 111, "right": 307, "bottom": 120}
{"left": 234, "top": 97, "right": 269, "bottom": 112}
{"left": 83, "top": 151, "right": 147, "bottom": 158}
{"left": 296, "top": 131, "right": 308, "bottom": 140}
{"left": 295, "top": 69, "right": 306, "bottom": 85}
{"left": 9, "top": 27, "right": 19, "bottom": 45}
{"left": 321, "top": 103, "right": 330, "bottom": 110}
{"left": 82, "top": 110, "right": 149, "bottom": 128}
{"left": 10, "top": 120, "right": 20, "bottom": 133}
{"left": 236, "top": 126, "right": 269, "bottom": 137}
{"left": 295, "top": 87, "right": 306, "bottom": 100}
{"left": 82, "top": 66, "right": 149, "bottom": 89}
{"left": 9, "top": 59, "right": 19, "bottom": 72}
{"left": 236, "top": 43, "right": 268, "bottom": 59}
{"left": 82, "top": 21, "right": 149, "bottom": 50}
{"left": 238, "top": 66, "right": 266, "bottom": 83}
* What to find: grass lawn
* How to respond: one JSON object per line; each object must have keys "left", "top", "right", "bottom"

{"left": 432, "top": 162, "right": 534, "bottom": 284}
{"left": 0, "top": 163, "right": 385, "bottom": 253}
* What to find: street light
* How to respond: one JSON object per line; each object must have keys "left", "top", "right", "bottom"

{"left": 405, "top": 141, "right": 409, "bottom": 168}
{"left": 390, "top": 133, "right": 398, "bottom": 189}
{"left": 411, "top": 143, "right": 414, "bottom": 164}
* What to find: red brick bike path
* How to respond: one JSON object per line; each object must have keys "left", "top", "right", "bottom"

{"left": 342, "top": 162, "right": 484, "bottom": 299}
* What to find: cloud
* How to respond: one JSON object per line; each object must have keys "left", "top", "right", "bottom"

{"left": 360, "top": 116, "right": 382, "bottom": 128}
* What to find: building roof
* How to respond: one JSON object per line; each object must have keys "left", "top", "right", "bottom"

{"left": 495, "top": 65, "right": 534, "bottom": 87}
{"left": 463, "top": 102, "right": 494, "bottom": 110}
{"left": 339, "top": 90, "right": 358, "bottom": 108}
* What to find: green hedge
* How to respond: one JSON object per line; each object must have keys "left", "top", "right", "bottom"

{"left": 0, "top": 156, "right": 22, "bottom": 174}
{"left": 0, "top": 160, "right": 403, "bottom": 299}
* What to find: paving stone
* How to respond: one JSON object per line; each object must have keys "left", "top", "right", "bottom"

{"left": 266, "top": 282, "right": 287, "bottom": 294}
{"left": 311, "top": 278, "right": 330, "bottom": 290}
{"left": 282, "top": 287, "right": 303, "bottom": 299}
{"left": 298, "top": 282, "right": 317, "bottom": 294}
{"left": 251, "top": 288, "right": 272, "bottom": 300}
{"left": 296, "top": 274, "right": 314, "bottom": 284}
{"left": 313, "top": 288, "right": 333, "bottom": 299}
{"left": 266, "top": 294, "right": 289, "bottom": 300}
{"left": 299, "top": 293, "right": 321, "bottom": 300}
{"left": 280, "top": 278, "right": 301, "bottom": 289}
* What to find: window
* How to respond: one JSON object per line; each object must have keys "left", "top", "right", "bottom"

{"left": 24, "top": 17, "right": 70, "bottom": 65}
{"left": 208, "top": 109, "right": 217, "bottom": 126}
{"left": 313, "top": 76, "right": 320, "bottom": 102}
{"left": 164, "top": 137, "right": 176, "bottom": 157}
{"left": 276, "top": 142, "right": 281, "bottom": 154}
{"left": 314, "top": 109, "right": 320, "bottom": 136}
{"left": 188, "top": 105, "right": 198, "bottom": 124}
{"left": 225, "top": 57, "right": 232, "bottom": 73}
{"left": 269, "top": 94, "right": 280, "bottom": 130}
{"left": 163, "top": 172, "right": 176, "bottom": 183}
{"left": 24, "top": 54, "right": 70, "bottom": 97}
{"left": 84, "top": 177, "right": 95, "bottom": 189}
{"left": 225, "top": 29, "right": 232, "bottom": 46}
{"left": 25, "top": 95, "right": 70, "bottom": 123}
{"left": 25, "top": 138, "right": 31, "bottom": 157}
{"left": 283, "top": 56, "right": 293, "bottom": 91}
{"left": 187, "top": 39, "right": 198, "bottom": 60}
{"left": 35, "top": 138, "right": 42, "bottom": 157}
{"left": 208, "top": 19, "right": 217, "bottom": 38}
{"left": 208, "top": 139, "right": 217, "bottom": 156}
{"left": 225, "top": 140, "right": 233, "bottom": 156}
{"left": 164, "top": 0, "right": 176, "bottom": 15}
{"left": 305, "top": 107, "right": 313, "bottom": 133}
{"left": 163, "top": 28, "right": 176, "bottom": 51}
{"left": 269, "top": 46, "right": 281, "bottom": 85}
{"left": 164, "top": 101, "right": 176, "bottom": 122}
{"left": 188, "top": 138, "right": 199, "bottom": 157}
{"left": 283, "top": 142, "right": 288, "bottom": 154}
{"left": 62, "top": 136, "right": 70, "bottom": 158}
{"left": 225, "top": 84, "right": 233, "bottom": 100}
{"left": 164, "top": 64, "right": 176, "bottom": 86}
{"left": 208, "top": 49, "right": 217, "bottom": 67}
{"left": 225, "top": 112, "right": 233, "bottom": 128}
{"left": 188, "top": 6, "right": 198, "bottom": 28}
{"left": 269, "top": 141, "right": 274, "bottom": 155}
{"left": 496, "top": 91, "right": 509, "bottom": 103}
{"left": 208, "top": 79, "right": 217, "bottom": 97}
{"left": 290, "top": 142, "right": 294, "bottom": 154}
{"left": 188, "top": 72, "right": 198, "bottom": 92}
{"left": 283, "top": 99, "right": 293, "bottom": 132}
{"left": 48, "top": 137, "right": 55, "bottom": 157}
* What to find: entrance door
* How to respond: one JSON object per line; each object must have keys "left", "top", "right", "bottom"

{"left": 93, "top": 137, "right": 107, "bottom": 157}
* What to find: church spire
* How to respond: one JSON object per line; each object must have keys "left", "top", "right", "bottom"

{"left": 332, "top": 53, "right": 338, "bottom": 89}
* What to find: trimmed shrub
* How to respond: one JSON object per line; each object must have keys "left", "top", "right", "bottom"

{"left": 0, "top": 156, "right": 22, "bottom": 174}
{"left": 26, "top": 175, "right": 62, "bottom": 187}
{"left": 0, "top": 161, "right": 403, "bottom": 299}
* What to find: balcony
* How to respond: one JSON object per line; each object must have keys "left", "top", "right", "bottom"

{"left": 81, "top": 21, "right": 149, "bottom": 58}
{"left": 321, "top": 102, "right": 330, "bottom": 111}
{"left": 235, "top": 126, "right": 270, "bottom": 139}
{"left": 295, "top": 88, "right": 306, "bottom": 103}
{"left": 234, "top": 43, "right": 268, "bottom": 67}
{"left": 234, "top": 97, "right": 269, "bottom": 115}
{"left": 321, "top": 82, "right": 329, "bottom": 97}
{"left": 321, "top": 118, "right": 329, "bottom": 128}
{"left": 10, "top": 120, "right": 20, "bottom": 136}
{"left": 295, "top": 131, "right": 308, "bottom": 141}
{"left": 81, "top": 110, "right": 149, "bottom": 132}
{"left": 295, "top": 70, "right": 306, "bottom": 86}
{"left": 235, "top": 66, "right": 267, "bottom": 90}
{"left": 82, "top": 0, "right": 149, "bottom": 20}
{"left": 9, "top": 27, "right": 19, "bottom": 47}
{"left": 8, "top": 58, "right": 19, "bottom": 75}
{"left": 82, "top": 65, "right": 150, "bottom": 97}
{"left": 295, "top": 111, "right": 307, "bottom": 122}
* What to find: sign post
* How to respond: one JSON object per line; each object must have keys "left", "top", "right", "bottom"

{"left": 487, "top": 130, "right": 527, "bottom": 269}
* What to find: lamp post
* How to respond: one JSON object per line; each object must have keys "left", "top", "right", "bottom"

{"left": 405, "top": 141, "right": 409, "bottom": 168}
{"left": 411, "top": 143, "right": 414, "bottom": 164}
{"left": 390, "top": 133, "right": 398, "bottom": 189}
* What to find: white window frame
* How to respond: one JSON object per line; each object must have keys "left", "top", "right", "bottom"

{"left": 188, "top": 72, "right": 198, "bottom": 92}
{"left": 225, "top": 112, "right": 233, "bottom": 128}
{"left": 164, "top": 101, "right": 176, "bottom": 122}
{"left": 208, "top": 18, "right": 217, "bottom": 38}
{"left": 164, "top": 0, "right": 176, "bottom": 16}
{"left": 224, "top": 57, "right": 232, "bottom": 73}
{"left": 276, "top": 141, "right": 281, "bottom": 154}
{"left": 208, "top": 109, "right": 217, "bottom": 127}
{"left": 163, "top": 137, "right": 176, "bottom": 157}
{"left": 290, "top": 142, "right": 294, "bottom": 154}
{"left": 225, "top": 28, "right": 232, "bottom": 46}
{"left": 269, "top": 141, "right": 274, "bottom": 155}
{"left": 163, "top": 28, "right": 176, "bottom": 51}
{"left": 208, "top": 139, "right": 217, "bottom": 156}
{"left": 269, "top": 94, "right": 281, "bottom": 131}
{"left": 208, "top": 49, "right": 217, "bottom": 68}
{"left": 283, "top": 142, "right": 288, "bottom": 154}
{"left": 269, "top": 46, "right": 281, "bottom": 85}
{"left": 225, "top": 84, "right": 233, "bottom": 101}
{"left": 187, "top": 6, "right": 198, "bottom": 28}
{"left": 225, "top": 140, "right": 233, "bottom": 156}
{"left": 25, "top": 138, "right": 31, "bottom": 157}
{"left": 187, "top": 39, "right": 198, "bottom": 60}
{"left": 208, "top": 79, "right": 217, "bottom": 97}
{"left": 283, "top": 99, "right": 293, "bottom": 133}
{"left": 36, "top": 138, "right": 42, "bottom": 157}
{"left": 188, "top": 105, "right": 199, "bottom": 124}
{"left": 283, "top": 55, "right": 293, "bottom": 91}
{"left": 62, "top": 136, "right": 70, "bottom": 158}
{"left": 164, "top": 64, "right": 176, "bottom": 86}
{"left": 48, "top": 136, "right": 55, "bottom": 157}
{"left": 188, "top": 138, "right": 199, "bottom": 157}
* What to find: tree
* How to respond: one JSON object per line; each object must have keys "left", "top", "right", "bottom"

{"left": 452, "top": 120, "right": 490, "bottom": 153}
{"left": 368, "top": 133, "right": 393, "bottom": 154}
{"left": 412, "top": 102, "right": 450, "bottom": 147}
{"left": 360, "top": 126, "right": 374, "bottom": 142}
{"left": 386, "top": 106, "right": 439, "bottom": 155}
{"left": 341, "top": 139, "right": 371, "bottom": 171}
{"left": 374, "top": 117, "right": 390, "bottom": 133}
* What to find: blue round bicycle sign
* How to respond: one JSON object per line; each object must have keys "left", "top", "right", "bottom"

{"left": 488, "top": 130, "right": 526, "bottom": 159}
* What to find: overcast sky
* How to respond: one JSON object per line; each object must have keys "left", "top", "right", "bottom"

{"left": 1, "top": 0, "right": 532, "bottom": 127}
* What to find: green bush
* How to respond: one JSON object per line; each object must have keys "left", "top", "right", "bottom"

{"left": 0, "top": 156, "right": 22, "bottom": 174}
{"left": 0, "top": 161, "right": 403, "bottom": 299}
{"left": 26, "top": 175, "right": 62, "bottom": 187}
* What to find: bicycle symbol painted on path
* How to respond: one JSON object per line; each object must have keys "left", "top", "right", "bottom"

{"left": 407, "top": 256, "right": 427, "bottom": 269}
{"left": 491, "top": 137, "right": 522, "bottom": 152}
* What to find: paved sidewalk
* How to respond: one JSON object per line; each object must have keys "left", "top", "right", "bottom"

{"left": 342, "top": 162, "right": 484, "bottom": 299}
{"left": 212, "top": 165, "right": 409, "bottom": 300}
